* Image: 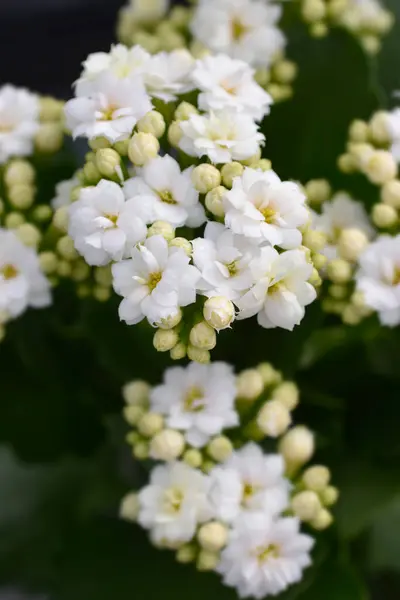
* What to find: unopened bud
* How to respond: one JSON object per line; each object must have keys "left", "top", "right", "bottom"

{"left": 198, "top": 522, "right": 228, "bottom": 552}
{"left": 170, "top": 342, "right": 187, "bottom": 360}
{"left": 321, "top": 485, "right": 339, "bottom": 506}
{"left": 279, "top": 426, "right": 315, "bottom": 465}
{"left": 147, "top": 220, "right": 175, "bottom": 241}
{"left": 8, "top": 183, "right": 35, "bottom": 210}
{"left": 176, "top": 544, "right": 197, "bottom": 564}
{"left": 207, "top": 436, "right": 233, "bottom": 462}
{"left": 175, "top": 102, "right": 198, "bottom": 121}
{"left": 95, "top": 148, "right": 121, "bottom": 178}
{"left": 257, "top": 362, "right": 282, "bottom": 387}
{"left": 93, "top": 285, "right": 111, "bottom": 302}
{"left": 133, "top": 440, "right": 149, "bottom": 460}
{"left": 128, "top": 132, "right": 159, "bottom": 166}
{"left": 153, "top": 328, "right": 179, "bottom": 352}
{"left": 4, "top": 160, "right": 35, "bottom": 186}
{"left": 196, "top": 550, "right": 220, "bottom": 572}
{"left": 39, "top": 97, "right": 64, "bottom": 122}
{"left": 191, "top": 164, "right": 221, "bottom": 194}
{"left": 187, "top": 345, "right": 210, "bottom": 364}
{"left": 301, "top": 0, "right": 326, "bottom": 23}
{"left": 221, "top": 162, "right": 244, "bottom": 188}
{"left": 137, "top": 111, "right": 166, "bottom": 138}
{"left": 5, "top": 212, "right": 25, "bottom": 229}
{"left": 338, "top": 153, "right": 357, "bottom": 173}
{"left": 89, "top": 137, "right": 111, "bottom": 151}
{"left": 251, "top": 159, "right": 272, "bottom": 171}
{"left": 205, "top": 186, "right": 226, "bottom": 218}
{"left": 39, "top": 251, "right": 58, "bottom": 274}
{"left": 169, "top": 237, "right": 192, "bottom": 256}
{"left": 189, "top": 321, "right": 217, "bottom": 350}
{"left": 156, "top": 308, "right": 182, "bottom": 330}
{"left": 35, "top": 124, "right": 63, "bottom": 153}
{"left": 123, "top": 405, "right": 145, "bottom": 426}
{"left": 150, "top": 429, "right": 185, "bottom": 461}
{"left": 120, "top": 492, "right": 140, "bottom": 522}
{"left": 302, "top": 465, "right": 330, "bottom": 492}
{"left": 122, "top": 380, "right": 150, "bottom": 406}
{"left": 349, "top": 120, "right": 369, "bottom": 143}
{"left": 137, "top": 412, "right": 164, "bottom": 437}
{"left": 203, "top": 296, "right": 235, "bottom": 330}
{"left": 372, "top": 203, "right": 397, "bottom": 228}
{"left": 304, "top": 179, "right": 331, "bottom": 205}
{"left": 167, "top": 121, "right": 182, "bottom": 147}
{"left": 327, "top": 258, "right": 352, "bottom": 283}
{"left": 57, "top": 235, "right": 79, "bottom": 260}
{"left": 303, "top": 230, "right": 327, "bottom": 252}
{"left": 313, "top": 252, "right": 328, "bottom": 270}
{"left": 236, "top": 368, "right": 264, "bottom": 401}
{"left": 338, "top": 228, "right": 369, "bottom": 261}
{"left": 257, "top": 400, "right": 291, "bottom": 437}
{"left": 369, "top": 111, "right": 391, "bottom": 146}
{"left": 291, "top": 490, "right": 321, "bottom": 522}
{"left": 363, "top": 150, "right": 397, "bottom": 185}
{"left": 183, "top": 448, "right": 202, "bottom": 468}
{"left": 310, "top": 508, "right": 333, "bottom": 531}
{"left": 272, "top": 382, "right": 299, "bottom": 410}
{"left": 381, "top": 179, "right": 400, "bottom": 208}
{"left": 15, "top": 223, "right": 41, "bottom": 247}
{"left": 272, "top": 60, "right": 297, "bottom": 84}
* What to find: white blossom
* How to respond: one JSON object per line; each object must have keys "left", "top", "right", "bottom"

{"left": 356, "top": 234, "right": 400, "bottom": 326}
{"left": 179, "top": 111, "right": 264, "bottom": 164}
{"left": 68, "top": 179, "right": 147, "bottom": 266}
{"left": 191, "top": 0, "right": 286, "bottom": 68}
{"left": 192, "top": 222, "right": 259, "bottom": 300}
{"left": 124, "top": 155, "right": 206, "bottom": 227}
{"left": 192, "top": 54, "right": 272, "bottom": 121}
{"left": 217, "top": 512, "right": 314, "bottom": 599}
{"left": 145, "top": 50, "right": 195, "bottom": 103}
{"left": 209, "top": 443, "right": 290, "bottom": 524}
{"left": 0, "top": 229, "right": 51, "bottom": 321}
{"left": 224, "top": 167, "right": 308, "bottom": 249}
{"left": 112, "top": 235, "right": 200, "bottom": 325}
{"left": 65, "top": 72, "right": 152, "bottom": 142}
{"left": 386, "top": 108, "right": 400, "bottom": 161}
{"left": 138, "top": 461, "right": 212, "bottom": 546}
{"left": 150, "top": 362, "right": 238, "bottom": 448}
{"left": 51, "top": 176, "right": 80, "bottom": 210}
{"left": 236, "top": 247, "right": 316, "bottom": 330}
{"left": 0, "top": 85, "right": 39, "bottom": 165}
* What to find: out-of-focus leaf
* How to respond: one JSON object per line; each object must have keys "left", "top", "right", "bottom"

{"left": 298, "top": 562, "right": 368, "bottom": 600}
{"left": 369, "top": 497, "right": 400, "bottom": 573}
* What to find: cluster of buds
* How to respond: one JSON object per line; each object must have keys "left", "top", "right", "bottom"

{"left": 291, "top": 463, "right": 339, "bottom": 530}
{"left": 299, "top": 0, "right": 393, "bottom": 53}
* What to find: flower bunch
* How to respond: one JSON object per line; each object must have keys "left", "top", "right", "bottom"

{"left": 120, "top": 361, "right": 338, "bottom": 598}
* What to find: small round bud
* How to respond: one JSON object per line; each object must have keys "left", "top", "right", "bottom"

{"left": 39, "top": 97, "right": 64, "bottom": 122}
{"left": 257, "top": 400, "right": 291, "bottom": 437}
{"left": 203, "top": 296, "right": 235, "bottom": 331}
{"left": 189, "top": 40, "right": 210, "bottom": 59}
{"left": 301, "top": 0, "right": 326, "bottom": 23}
{"left": 175, "top": 102, "right": 198, "bottom": 121}
{"left": 221, "top": 162, "right": 244, "bottom": 188}
{"left": 207, "top": 436, "right": 233, "bottom": 462}
{"left": 170, "top": 342, "right": 187, "bottom": 360}
{"left": 113, "top": 138, "right": 130, "bottom": 156}
{"left": 369, "top": 110, "right": 391, "bottom": 145}
{"left": 169, "top": 237, "right": 192, "bottom": 256}
{"left": 197, "top": 550, "right": 220, "bottom": 572}
{"left": 349, "top": 142, "right": 374, "bottom": 166}
{"left": 56, "top": 235, "right": 79, "bottom": 261}
{"left": 257, "top": 362, "right": 282, "bottom": 387}
{"left": 381, "top": 180, "right": 400, "bottom": 208}
{"left": 128, "top": 132, "right": 159, "bottom": 166}
{"left": 272, "top": 382, "right": 299, "bottom": 410}
{"left": 156, "top": 308, "right": 182, "bottom": 330}
{"left": 236, "top": 369, "right": 264, "bottom": 401}
{"left": 291, "top": 490, "right": 321, "bottom": 522}
{"left": 241, "top": 148, "right": 261, "bottom": 166}
{"left": 137, "top": 412, "right": 164, "bottom": 437}
{"left": 329, "top": 284, "right": 347, "bottom": 299}
{"left": 123, "top": 380, "right": 150, "bottom": 406}
{"left": 313, "top": 252, "right": 328, "bottom": 270}
{"left": 327, "top": 0, "right": 348, "bottom": 18}
{"left": 89, "top": 137, "right": 111, "bottom": 150}
{"left": 39, "top": 251, "right": 58, "bottom": 274}
{"left": 364, "top": 150, "right": 397, "bottom": 185}
{"left": 5, "top": 212, "right": 25, "bottom": 229}
{"left": 191, "top": 164, "right": 221, "bottom": 194}
{"left": 251, "top": 158, "right": 272, "bottom": 171}
{"left": 133, "top": 440, "right": 149, "bottom": 460}
{"left": 304, "top": 179, "right": 331, "bottom": 205}
{"left": 342, "top": 305, "right": 362, "bottom": 325}
{"left": 94, "top": 266, "right": 112, "bottom": 287}
{"left": 302, "top": 465, "right": 331, "bottom": 492}
{"left": 35, "top": 124, "right": 63, "bottom": 153}
{"left": 198, "top": 522, "right": 228, "bottom": 552}
{"left": 310, "top": 22, "right": 328, "bottom": 38}
{"left": 187, "top": 345, "right": 211, "bottom": 364}
{"left": 32, "top": 205, "right": 53, "bottom": 222}
{"left": 337, "top": 153, "right": 357, "bottom": 173}
{"left": 119, "top": 492, "right": 140, "bottom": 522}
{"left": 302, "top": 230, "right": 327, "bottom": 252}
{"left": 123, "top": 405, "right": 145, "bottom": 426}
{"left": 167, "top": 121, "right": 182, "bottom": 147}
{"left": 95, "top": 148, "right": 121, "bottom": 178}
{"left": 310, "top": 508, "right": 333, "bottom": 531}
{"left": 57, "top": 259, "right": 71, "bottom": 277}
{"left": 131, "top": 31, "right": 160, "bottom": 54}
{"left": 189, "top": 321, "right": 217, "bottom": 350}
{"left": 8, "top": 183, "right": 35, "bottom": 210}
{"left": 337, "top": 228, "right": 368, "bottom": 262}
{"left": 93, "top": 285, "right": 111, "bottom": 302}
{"left": 76, "top": 284, "right": 91, "bottom": 298}
{"left": 349, "top": 120, "right": 369, "bottom": 143}
{"left": 150, "top": 429, "right": 185, "bottom": 461}
{"left": 279, "top": 426, "right": 315, "bottom": 465}
{"left": 272, "top": 60, "right": 297, "bottom": 84}
{"left": 71, "top": 260, "right": 91, "bottom": 282}
{"left": 15, "top": 223, "right": 41, "bottom": 247}
{"left": 176, "top": 544, "right": 197, "bottom": 564}
{"left": 183, "top": 448, "right": 202, "bottom": 468}
{"left": 321, "top": 485, "right": 339, "bottom": 506}
{"left": 372, "top": 203, "right": 397, "bottom": 228}
{"left": 309, "top": 268, "right": 322, "bottom": 287}
{"left": 83, "top": 161, "right": 101, "bottom": 185}
{"left": 147, "top": 220, "right": 175, "bottom": 241}
{"left": 327, "top": 258, "right": 352, "bottom": 283}
{"left": 137, "top": 111, "right": 166, "bottom": 138}
{"left": 205, "top": 186, "right": 227, "bottom": 218}
{"left": 4, "top": 160, "right": 35, "bottom": 186}
{"left": 153, "top": 328, "right": 179, "bottom": 352}
{"left": 254, "top": 68, "right": 270, "bottom": 86}
{"left": 170, "top": 6, "right": 190, "bottom": 27}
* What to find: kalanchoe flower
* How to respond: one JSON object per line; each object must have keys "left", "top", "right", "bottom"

{"left": 150, "top": 362, "right": 239, "bottom": 447}
{"left": 217, "top": 512, "right": 314, "bottom": 598}
{"left": 0, "top": 85, "right": 39, "bottom": 164}
{"left": 68, "top": 180, "right": 147, "bottom": 266}
{"left": 144, "top": 49, "right": 195, "bottom": 102}
{"left": 124, "top": 155, "right": 206, "bottom": 227}
{"left": 51, "top": 175, "right": 80, "bottom": 210}
{"left": 112, "top": 235, "right": 200, "bottom": 325}
{"left": 223, "top": 167, "right": 308, "bottom": 249}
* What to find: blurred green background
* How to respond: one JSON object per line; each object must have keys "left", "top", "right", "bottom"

{"left": 0, "top": 1, "right": 400, "bottom": 598}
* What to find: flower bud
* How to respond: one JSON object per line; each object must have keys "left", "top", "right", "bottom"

{"left": 372, "top": 203, "right": 397, "bottom": 228}
{"left": 176, "top": 544, "right": 197, "bottom": 564}
{"left": 8, "top": 183, "right": 35, "bottom": 210}
{"left": 170, "top": 6, "right": 190, "bottom": 27}
{"left": 205, "top": 186, "right": 226, "bottom": 218}
{"left": 131, "top": 32, "right": 160, "bottom": 54}
{"left": 304, "top": 179, "right": 331, "bottom": 205}
{"left": 133, "top": 440, "right": 149, "bottom": 460}
{"left": 137, "top": 412, "right": 164, "bottom": 437}
{"left": 153, "top": 328, "right": 179, "bottom": 352}
{"left": 313, "top": 252, "right": 328, "bottom": 270}
{"left": 89, "top": 137, "right": 111, "bottom": 151}
{"left": 156, "top": 308, "right": 182, "bottom": 330}
{"left": 128, "top": 132, "right": 159, "bottom": 166}
{"left": 147, "top": 220, "right": 175, "bottom": 241}
{"left": 257, "top": 400, "right": 291, "bottom": 437}
{"left": 310, "top": 22, "right": 328, "bottom": 38}
{"left": 207, "top": 435, "right": 233, "bottom": 462}
{"left": 291, "top": 490, "right": 321, "bottom": 522}
{"left": 169, "top": 237, "right": 192, "bottom": 256}
{"left": 71, "top": 260, "right": 91, "bottom": 282}
{"left": 329, "top": 284, "right": 347, "bottom": 299}
{"left": 32, "top": 205, "right": 53, "bottom": 222}
{"left": 119, "top": 492, "right": 140, "bottom": 522}
{"left": 369, "top": 111, "right": 391, "bottom": 146}
{"left": 123, "top": 405, "right": 145, "bottom": 426}
{"left": 321, "top": 486, "right": 339, "bottom": 506}
{"left": 364, "top": 150, "right": 397, "bottom": 185}
{"left": 57, "top": 260, "right": 72, "bottom": 278}
{"left": 191, "top": 164, "right": 221, "bottom": 194}
{"left": 94, "top": 266, "right": 112, "bottom": 287}
{"left": 257, "top": 362, "right": 282, "bottom": 387}
{"left": 301, "top": 0, "right": 326, "bottom": 23}
{"left": 189, "top": 321, "right": 217, "bottom": 350}
{"left": 123, "top": 380, "right": 150, "bottom": 406}
{"left": 187, "top": 345, "right": 210, "bottom": 364}
{"left": 39, "top": 97, "right": 64, "bottom": 122}
{"left": 4, "top": 160, "right": 35, "bottom": 186}
{"left": 137, "top": 111, "right": 166, "bottom": 138}
{"left": 338, "top": 228, "right": 369, "bottom": 261}
{"left": 327, "top": 258, "right": 352, "bottom": 283}
{"left": 272, "top": 382, "right": 299, "bottom": 410}
{"left": 381, "top": 179, "right": 400, "bottom": 208}
{"left": 170, "top": 342, "right": 187, "bottom": 360}
{"left": 241, "top": 148, "right": 262, "bottom": 167}
{"left": 302, "top": 230, "right": 327, "bottom": 252}
{"left": 83, "top": 161, "right": 101, "bottom": 185}
{"left": 302, "top": 465, "right": 331, "bottom": 492}
{"left": 35, "top": 124, "right": 63, "bottom": 153}
{"left": 272, "top": 60, "right": 297, "bottom": 84}
{"left": 198, "top": 522, "right": 228, "bottom": 552}
{"left": 183, "top": 448, "right": 202, "bottom": 468}
{"left": 57, "top": 235, "right": 79, "bottom": 261}
{"left": 221, "top": 162, "right": 244, "bottom": 188}
{"left": 203, "top": 296, "right": 235, "bottom": 330}
{"left": 337, "top": 153, "right": 357, "bottom": 173}
{"left": 349, "top": 142, "right": 374, "bottom": 166}
{"left": 39, "top": 251, "right": 58, "bottom": 274}
{"left": 5, "top": 212, "right": 25, "bottom": 229}
{"left": 189, "top": 40, "right": 209, "bottom": 59}
{"left": 95, "top": 148, "right": 121, "bottom": 178}
{"left": 236, "top": 368, "right": 264, "bottom": 401}
{"left": 310, "top": 508, "right": 333, "bottom": 531}
{"left": 279, "top": 426, "right": 315, "bottom": 465}
{"left": 150, "top": 429, "right": 185, "bottom": 461}
{"left": 93, "top": 285, "right": 111, "bottom": 302}
{"left": 15, "top": 223, "right": 41, "bottom": 248}
{"left": 349, "top": 120, "right": 369, "bottom": 143}
{"left": 167, "top": 121, "right": 182, "bottom": 147}
{"left": 175, "top": 102, "right": 198, "bottom": 121}
{"left": 251, "top": 158, "right": 272, "bottom": 171}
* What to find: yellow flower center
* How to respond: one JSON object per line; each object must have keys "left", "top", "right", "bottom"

{"left": 158, "top": 190, "right": 177, "bottom": 205}
{"left": 242, "top": 482, "right": 261, "bottom": 506}
{"left": 100, "top": 105, "right": 118, "bottom": 121}
{"left": 0, "top": 123, "right": 14, "bottom": 133}
{"left": 260, "top": 205, "right": 276, "bottom": 224}
{"left": 268, "top": 281, "right": 285, "bottom": 295}
{"left": 392, "top": 267, "right": 400, "bottom": 285}
{"left": 231, "top": 17, "right": 250, "bottom": 41}
{"left": 221, "top": 80, "right": 237, "bottom": 95}
{"left": 148, "top": 271, "right": 162, "bottom": 292}
{"left": 1, "top": 264, "right": 18, "bottom": 280}
{"left": 162, "top": 487, "right": 184, "bottom": 513}
{"left": 255, "top": 544, "right": 280, "bottom": 563}
{"left": 103, "top": 213, "right": 118, "bottom": 226}
{"left": 226, "top": 261, "right": 238, "bottom": 277}
{"left": 183, "top": 386, "right": 205, "bottom": 412}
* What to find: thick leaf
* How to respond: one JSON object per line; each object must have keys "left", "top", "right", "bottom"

{"left": 369, "top": 497, "right": 400, "bottom": 573}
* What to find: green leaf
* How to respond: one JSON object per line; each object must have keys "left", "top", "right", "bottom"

{"left": 298, "top": 562, "right": 368, "bottom": 600}
{"left": 369, "top": 497, "right": 400, "bottom": 573}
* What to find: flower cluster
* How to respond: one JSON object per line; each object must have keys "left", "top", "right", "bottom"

{"left": 120, "top": 361, "right": 338, "bottom": 598}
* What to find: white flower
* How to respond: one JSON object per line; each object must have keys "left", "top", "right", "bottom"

{"left": 217, "top": 512, "right": 314, "bottom": 599}
{"left": 138, "top": 461, "right": 212, "bottom": 545}
{"left": 386, "top": 108, "right": 400, "bottom": 161}
{"left": 191, "top": 0, "right": 286, "bottom": 68}
{"left": 224, "top": 168, "right": 308, "bottom": 249}
{"left": 356, "top": 234, "right": 400, "bottom": 326}
{"left": 0, "top": 229, "right": 51, "bottom": 321}
{"left": 68, "top": 179, "right": 147, "bottom": 266}
{"left": 179, "top": 111, "right": 264, "bottom": 164}
{"left": 124, "top": 155, "right": 206, "bottom": 227}
{"left": 0, "top": 85, "right": 39, "bottom": 165}
{"left": 51, "top": 176, "right": 80, "bottom": 210}
{"left": 144, "top": 50, "right": 195, "bottom": 103}
{"left": 236, "top": 247, "right": 316, "bottom": 330}
{"left": 150, "top": 362, "right": 238, "bottom": 447}
{"left": 209, "top": 443, "right": 290, "bottom": 524}
{"left": 65, "top": 72, "right": 152, "bottom": 142}
{"left": 112, "top": 235, "right": 200, "bottom": 325}
{"left": 192, "top": 54, "right": 272, "bottom": 121}
{"left": 192, "top": 222, "right": 259, "bottom": 300}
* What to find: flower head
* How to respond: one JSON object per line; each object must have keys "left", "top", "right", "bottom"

{"left": 0, "top": 85, "right": 39, "bottom": 164}
{"left": 51, "top": 176, "right": 80, "bottom": 210}
{"left": 145, "top": 50, "right": 195, "bottom": 102}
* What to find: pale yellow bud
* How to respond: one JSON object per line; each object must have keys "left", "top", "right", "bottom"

{"left": 381, "top": 180, "right": 400, "bottom": 208}
{"left": 291, "top": 490, "right": 321, "bottom": 522}
{"left": 88, "top": 137, "right": 111, "bottom": 151}
{"left": 203, "top": 296, "right": 235, "bottom": 331}
{"left": 257, "top": 362, "right": 282, "bottom": 387}
{"left": 170, "top": 342, "right": 187, "bottom": 361}
{"left": 156, "top": 308, "right": 183, "bottom": 330}
{"left": 313, "top": 252, "right": 328, "bottom": 270}
{"left": 254, "top": 68, "right": 270, "bottom": 87}
{"left": 302, "top": 465, "right": 331, "bottom": 491}
{"left": 167, "top": 121, "right": 182, "bottom": 147}
{"left": 128, "top": 132, "right": 159, "bottom": 166}
{"left": 76, "top": 284, "right": 91, "bottom": 298}
{"left": 207, "top": 436, "right": 233, "bottom": 462}
{"left": 348, "top": 142, "right": 374, "bottom": 166}
{"left": 4, "top": 160, "right": 35, "bottom": 186}
{"left": 160, "top": 30, "right": 185, "bottom": 51}
{"left": 153, "top": 328, "right": 179, "bottom": 352}
{"left": 35, "top": 124, "right": 63, "bottom": 153}
{"left": 170, "top": 6, "right": 190, "bottom": 27}
{"left": 133, "top": 440, "right": 149, "bottom": 460}
{"left": 39, "top": 251, "right": 58, "bottom": 274}
{"left": 351, "top": 290, "right": 367, "bottom": 309}
{"left": 94, "top": 266, "right": 112, "bottom": 287}
{"left": 198, "top": 522, "right": 228, "bottom": 552}
{"left": 113, "top": 138, "right": 130, "bottom": 156}
{"left": 39, "top": 97, "right": 64, "bottom": 122}
{"left": 329, "top": 284, "right": 347, "bottom": 299}
{"left": 176, "top": 544, "right": 197, "bottom": 564}
{"left": 71, "top": 260, "right": 91, "bottom": 283}
{"left": 338, "top": 228, "right": 369, "bottom": 261}
{"left": 302, "top": 230, "right": 327, "bottom": 252}
{"left": 342, "top": 305, "right": 362, "bottom": 325}
{"left": 310, "top": 508, "right": 333, "bottom": 530}
{"left": 15, "top": 223, "right": 41, "bottom": 247}
{"left": 169, "top": 237, "right": 192, "bottom": 256}
{"left": 189, "top": 321, "right": 217, "bottom": 350}
{"left": 361, "top": 35, "right": 381, "bottom": 56}
{"left": 191, "top": 164, "right": 221, "bottom": 194}
{"left": 137, "top": 412, "right": 164, "bottom": 437}
{"left": 349, "top": 120, "right": 369, "bottom": 143}
{"left": 304, "top": 179, "right": 331, "bottom": 205}
{"left": 93, "top": 285, "right": 111, "bottom": 302}
{"left": 8, "top": 183, "right": 35, "bottom": 210}
{"left": 147, "top": 220, "right": 175, "bottom": 241}
{"left": 310, "top": 22, "right": 328, "bottom": 38}
{"left": 187, "top": 345, "right": 211, "bottom": 364}
{"left": 57, "top": 260, "right": 72, "bottom": 278}
{"left": 83, "top": 161, "right": 101, "bottom": 185}
{"left": 131, "top": 31, "right": 160, "bottom": 54}
{"left": 150, "top": 429, "right": 185, "bottom": 461}
{"left": 119, "top": 492, "right": 140, "bottom": 522}
{"left": 364, "top": 150, "right": 397, "bottom": 185}
{"left": 221, "top": 162, "right": 244, "bottom": 188}
{"left": 57, "top": 235, "right": 78, "bottom": 261}
{"left": 321, "top": 485, "right": 339, "bottom": 506}
{"left": 372, "top": 203, "right": 397, "bottom": 228}
{"left": 189, "top": 40, "right": 210, "bottom": 59}
{"left": 137, "top": 111, "right": 166, "bottom": 138}
{"left": 183, "top": 448, "right": 203, "bottom": 468}
{"left": 337, "top": 153, "right": 357, "bottom": 173}
{"left": 205, "top": 186, "right": 226, "bottom": 218}
{"left": 123, "top": 380, "right": 150, "bottom": 405}
{"left": 236, "top": 368, "right": 264, "bottom": 400}
{"left": 327, "top": 258, "right": 352, "bottom": 283}
{"left": 32, "top": 205, "right": 53, "bottom": 222}
{"left": 327, "top": 0, "right": 348, "bottom": 18}
{"left": 95, "top": 148, "right": 121, "bottom": 178}
{"left": 302, "top": 0, "right": 326, "bottom": 23}
{"left": 279, "top": 426, "right": 315, "bottom": 465}
{"left": 257, "top": 400, "right": 291, "bottom": 437}
{"left": 272, "top": 60, "right": 297, "bottom": 85}
{"left": 241, "top": 148, "right": 261, "bottom": 166}
{"left": 124, "top": 404, "right": 146, "bottom": 425}
{"left": 5, "top": 212, "right": 24, "bottom": 229}
{"left": 273, "top": 382, "right": 299, "bottom": 410}
{"left": 175, "top": 102, "right": 198, "bottom": 121}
